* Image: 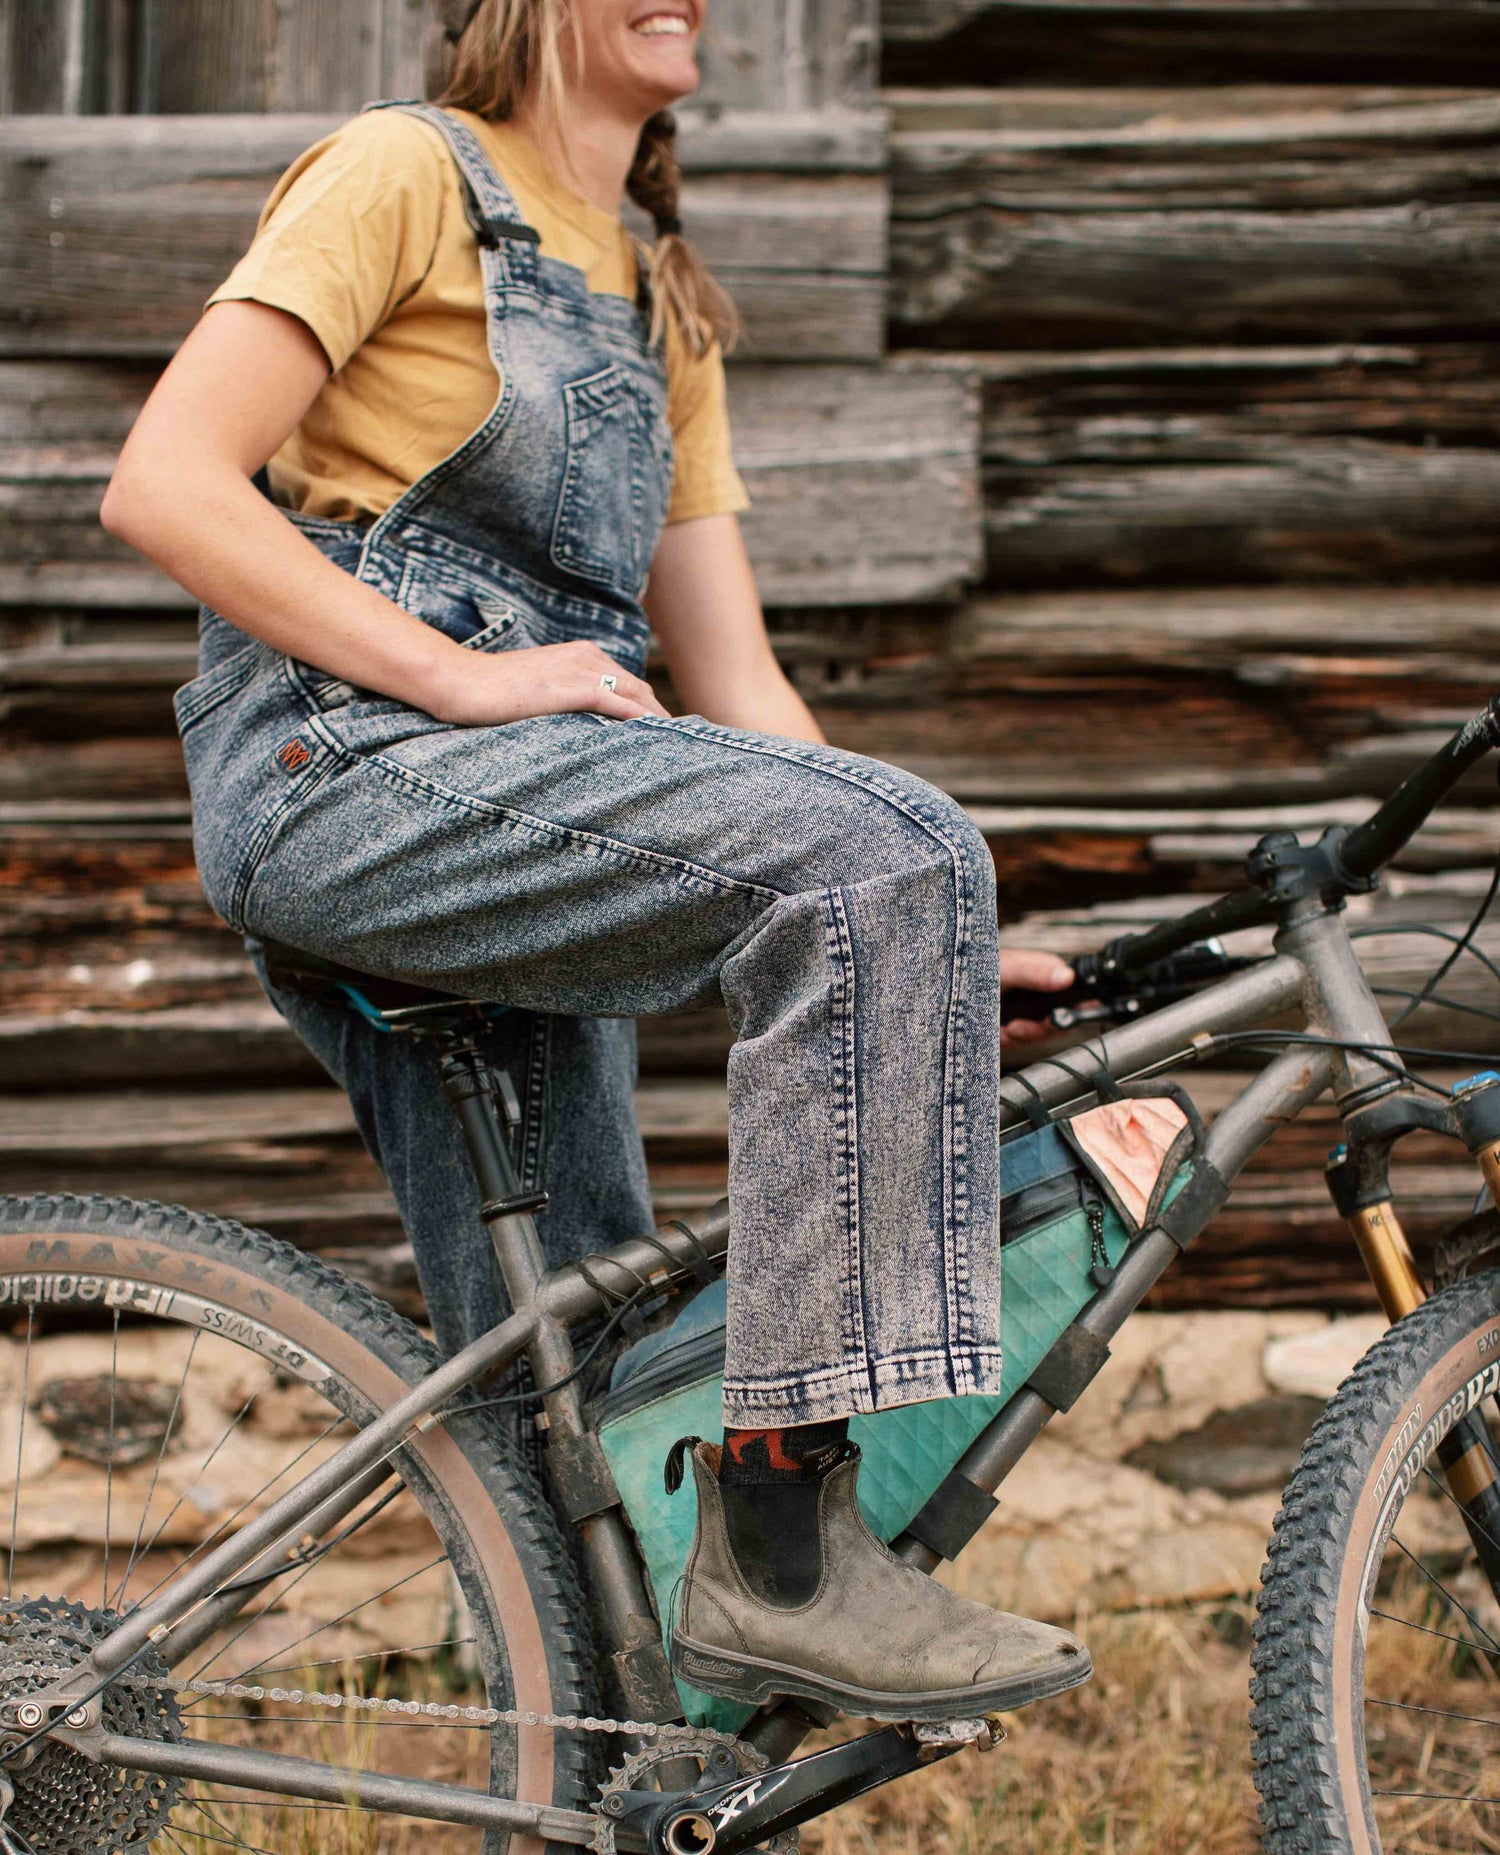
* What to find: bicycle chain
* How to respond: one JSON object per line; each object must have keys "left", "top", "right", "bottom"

{"left": 0, "top": 1659, "right": 746, "bottom": 1749}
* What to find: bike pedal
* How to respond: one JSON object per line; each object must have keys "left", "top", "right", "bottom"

{"left": 912, "top": 1715, "right": 1007, "bottom": 1757}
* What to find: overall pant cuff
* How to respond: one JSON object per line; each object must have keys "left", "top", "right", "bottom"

{"left": 723, "top": 1345, "right": 1006, "bottom": 1428}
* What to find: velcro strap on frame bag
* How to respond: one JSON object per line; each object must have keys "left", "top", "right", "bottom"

{"left": 594, "top": 1080, "right": 1204, "bottom": 1730}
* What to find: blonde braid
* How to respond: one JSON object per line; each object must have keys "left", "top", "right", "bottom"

{"left": 626, "top": 110, "right": 740, "bottom": 356}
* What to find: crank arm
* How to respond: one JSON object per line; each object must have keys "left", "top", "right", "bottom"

{"left": 615, "top": 1721, "right": 997, "bottom": 1855}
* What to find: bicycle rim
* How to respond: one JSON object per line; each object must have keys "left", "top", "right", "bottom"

{"left": 0, "top": 1195, "right": 598, "bottom": 1855}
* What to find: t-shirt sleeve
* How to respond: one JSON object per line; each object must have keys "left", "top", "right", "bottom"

{"left": 665, "top": 328, "right": 751, "bottom": 525}
{"left": 206, "top": 110, "right": 451, "bottom": 373}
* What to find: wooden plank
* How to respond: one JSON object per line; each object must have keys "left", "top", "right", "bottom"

{"left": 735, "top": 362, "right": 981, "bottom": 602}
{"left": 952, "top": 585, "right": 1500, "bottom": 671}
{"left": 0, "top": 1078, "right": 729, "bottom": 1154}
{"left": 0, "top": 358, "right": 979, "bottom": 610}
{"left": 697, "top": 0, "right": 880, "bottom": 110}
{"left": 0, "top": 0, "right": 91, "bottom": 114}
{"left": 0, "top": 998, "right": 737, "bottom": 1088}
{"left": 136, "top": 0, "right": 427, "bottom": 114}
{"left": 3, "top": 646, "right": 1493, "bottom": 822}
{"left": 0, "top": 115, "right": 888, "bottom": 363}
{"left": 889, "top": 87, "right": 1500, "bottom": 347}
{"left": 0, "top": 1072, "right": 1483, "bottom": 1313}
{"left": 122, "top": 0, "right": 874, "bottom": 116}
{"left": 882, "top": 1, "right": 1500, "bottom": 87}
{"left": 933, "top": 341, "right": 1500, "bottom": 586}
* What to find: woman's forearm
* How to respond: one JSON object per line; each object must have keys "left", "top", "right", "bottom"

{"left": 646, "top": 512, "right": 827, "bottom": 744}
{"left": 694, "top": 660, "right": 826, "bottom": 743}
{"left": 104, "top": 452, "right": 467, "bottom": 713}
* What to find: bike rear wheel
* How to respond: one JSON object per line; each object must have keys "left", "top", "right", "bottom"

{"left": 0, "top": 1193, "right": 598, "bottom": 1855}
{"left": 1252, "top": 1267, "right": 1500, "bottom": 1852}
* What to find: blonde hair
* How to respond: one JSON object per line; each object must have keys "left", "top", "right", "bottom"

{"left": 428, "top": 0, "right": 740, "bottom": 355}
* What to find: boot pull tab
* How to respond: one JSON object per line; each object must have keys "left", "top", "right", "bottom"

{"left": 664, "top": 1435, "right": 702, "bottom": 1496}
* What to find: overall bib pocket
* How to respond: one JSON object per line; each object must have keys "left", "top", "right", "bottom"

{"left": 551, "top": 363, "right": 671, "bottom": 599}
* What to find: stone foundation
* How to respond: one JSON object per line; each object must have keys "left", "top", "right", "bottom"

{"left": 1, "top": 1310, "right": 1401, "bottom": 1652}
{"left": 946, "top": 1309, "right": 1392, "bottom": 1620}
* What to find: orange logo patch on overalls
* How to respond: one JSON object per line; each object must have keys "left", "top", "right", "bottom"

{"left": 276, "top": 737, "right": 313, "bottom": 773}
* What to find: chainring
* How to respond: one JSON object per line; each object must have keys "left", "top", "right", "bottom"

{"left": 0, "top": 1596, "right": 183, "bottom": 1854}
{"left": 591, "top": 1734, "right": 798, "bottom": 1855}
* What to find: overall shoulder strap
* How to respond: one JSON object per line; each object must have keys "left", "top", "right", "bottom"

{"left": 362, "top": 99, "right": 542, "bottom": 258}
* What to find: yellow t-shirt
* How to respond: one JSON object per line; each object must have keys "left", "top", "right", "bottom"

{"left": 208, "top": 106, "right": 750, "bottom": 528}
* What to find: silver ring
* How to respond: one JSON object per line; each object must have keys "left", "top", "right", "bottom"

{"left": 598, "top": 673, "right": 618, "bottom": 694}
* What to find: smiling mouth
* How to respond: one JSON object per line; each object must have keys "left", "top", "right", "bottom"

{"left": 632, "top": 13, "right": 691, "bottom": 35}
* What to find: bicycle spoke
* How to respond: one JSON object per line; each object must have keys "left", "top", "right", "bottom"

{"left": 1373, "top": 1786, "right": 1500, "bottom": 1805}
{"left": 1423, "top": 1459, "right": 1500, "bottom": 1565}
{"left": 183, "top": 1795, "right": 280, "bottom": 1855}
{"left": 249, "top": 1634, "right": 475, "bottom": 1679}
{"left": 6, "top": 1306, "right": 32, "bottom": 1604}
{"left": 126, "top": 1369, "right": 281, "bottom": 1597}
{"left": 185, "top": 1480, "right": 409, "bottom": 1685}
{"left": 130, "top": 1406, "right": 346, "bottom": 1619}
{"left": 184, "top": 1484, "right": 398, "bottom": 1691}
{"left": 1370, "top": 1606, "right": 1500, "bottom": 1662}
{"left": 114, "top": 1327, "right": 199, "bottom": 1611}
{"left": 1369, "top": 1694, "right": 1500, "bottom": 1731}
{"left": 102, "top": 1306, "right": 119, "bottom": 1611}
{"left": 1392, "top": 1535, "right": 1500, "bottom": 1657}
{"left": 182, "top": 1555, "right": 450, "bottom": 1701}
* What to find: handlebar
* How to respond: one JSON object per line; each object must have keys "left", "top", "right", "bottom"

{"left": 1002, "top": 694, "right": 1500, "bottom": 1028}
{"left": 1338, "top": 693, "right": 1500, "bottom": 880}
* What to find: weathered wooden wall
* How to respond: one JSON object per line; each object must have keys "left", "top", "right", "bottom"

{"left": 4, "top": 0, "right": 1500, "bottom": 1315}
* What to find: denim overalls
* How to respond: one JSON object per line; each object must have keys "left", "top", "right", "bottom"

{"left": 174, "top": 103, "right": 1007, "bottom": 1428}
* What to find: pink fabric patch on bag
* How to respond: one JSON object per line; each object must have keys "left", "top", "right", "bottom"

{"left": 1069, "top": 1098, "right": 1189, "bottom": 1226}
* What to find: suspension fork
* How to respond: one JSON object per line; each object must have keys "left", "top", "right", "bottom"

{"left": 1328, "top": 1081, "right": 1500, "bottom": 1597}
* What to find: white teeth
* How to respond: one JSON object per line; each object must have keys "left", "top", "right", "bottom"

{"left": 633, "top": 14, "right": 689, "bottom": 33}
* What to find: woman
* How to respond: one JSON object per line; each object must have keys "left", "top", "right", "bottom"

{"left": 103, "top": 0, "right": 1087, "bottom": 1725}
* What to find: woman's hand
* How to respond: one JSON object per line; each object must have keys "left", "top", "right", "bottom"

{"left": 1000, "top": 949, "right": 1074, "bottom": 1051}
{"left": 424, "top": 638, "right": 670, "bottom": 725}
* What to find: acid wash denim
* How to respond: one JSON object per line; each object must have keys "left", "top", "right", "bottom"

{"left": 173, "top": 102, "right": 1004, "bottom": 1427}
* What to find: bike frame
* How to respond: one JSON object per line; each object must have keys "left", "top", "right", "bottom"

{"left": 27, "top": 858, "right": 1500, "bottom": 1848}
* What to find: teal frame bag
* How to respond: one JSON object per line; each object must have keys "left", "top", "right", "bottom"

{"left": 596, "top": 1086, "right": 1202, "bottom": 1729}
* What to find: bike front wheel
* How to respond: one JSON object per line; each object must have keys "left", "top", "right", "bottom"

{"left": 0, "top": 1193, "right": 599, "bottom": 1855}
{"left": 1253, "top": 1267, "right": 1500, "bottom": 1852}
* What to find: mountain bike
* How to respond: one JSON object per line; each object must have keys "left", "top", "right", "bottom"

{"left": 7, "top": 698, "right": 1500, "bottom": 1855}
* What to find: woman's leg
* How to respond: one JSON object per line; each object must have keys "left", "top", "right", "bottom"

{"left": 240, "top": 706, "right": 1002, "bottom": 1424}
{"left": 231, "top": 700, "right": 1089, "bottom": 1716}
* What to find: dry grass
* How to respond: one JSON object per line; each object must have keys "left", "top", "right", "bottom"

{"left": 134, "top": 1580, "right": 1500, "bottom": 1852}
{"left": 159, "top": 1604, "right": 1263, "bottom": 1854}
{"left": 801, "top": 1604, "right": 1259, "bottom": 1855}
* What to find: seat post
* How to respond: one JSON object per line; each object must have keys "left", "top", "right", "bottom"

{"left": 434, "top": 1036, "right": 683, "bottom": 1718}
{"left": 436, "top": 1039, "right": 552, "bottom": 1311}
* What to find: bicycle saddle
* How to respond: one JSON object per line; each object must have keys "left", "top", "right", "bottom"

{"left": 255, "top": 936, "right": 497, "bottom": 1020}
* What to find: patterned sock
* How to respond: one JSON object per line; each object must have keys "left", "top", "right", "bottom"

{"left": 717, "top": 1419, "right": 850, "bottom": 1608}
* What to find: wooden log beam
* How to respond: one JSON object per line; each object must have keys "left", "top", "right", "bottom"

{"left": 0, "top": 1073, "right": 1481, "bottom": 1312}
{"left": 0, "top": 358, "right": 981, "bottom": 610}
{"left": 889, "top": 87, "right": 1500, "bottom": 347}
{"left": 0, "top": 114, "right": 889, "bottom": 363}
{"left": 882, "top": 2, "right": 1500, "bottom": 89}
{"left": 4, "top": 665, "right": 1497, "bottom": 824}
{"left": 952, "top": 585, "right": 1500, "bottom": 672}
{"left": 935, "top": 342, "right": 1500, "bottom": 585}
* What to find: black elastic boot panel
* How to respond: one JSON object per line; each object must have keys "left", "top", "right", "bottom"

{"left": 716, "top": 1421, "right": 851, "bottom": 1609}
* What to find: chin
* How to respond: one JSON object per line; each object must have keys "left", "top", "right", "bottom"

{"left": 632, "top": 54, "right": 700, "bottom": 111}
